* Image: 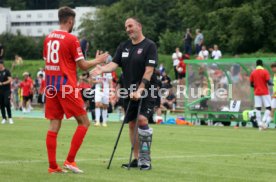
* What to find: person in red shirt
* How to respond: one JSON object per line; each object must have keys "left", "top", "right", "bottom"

{"left": 43, "top": 7, "right": 108, "bottom": 173}
{"left": 176, "top": 55, "right": 188, "bottom": 85}
{"left": 250, "top": 59, "right": 273, "bottom": 130}
{"left": 19, "top": 72, "right": 33, "bottom": 113}
{"left": 38, "top": 73, "right": 46, "bottom": 107}
{"left": 27, "top": 73, "right": 34, "bottom": 111}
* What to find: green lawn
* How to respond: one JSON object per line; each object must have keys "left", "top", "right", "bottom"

{"left": 1, "top": 118, "right": 276, "bottom": 182}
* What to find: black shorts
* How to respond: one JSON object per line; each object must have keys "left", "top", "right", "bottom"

{"left": 123, "top": 97, "right": 155, "bottom": 123}
{"left": 179, "top": 73, "right": 186, "bottom": 79}
{"left": 23, "top": 96, "right": 30, "bottom": 102}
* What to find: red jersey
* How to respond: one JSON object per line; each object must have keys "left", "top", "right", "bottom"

{"left": 43, "top": 30, "right": 84, "bottom": 91}
{"left": 250, "top": 66, "right": 270, "bottom": 95}
{"left": 20, "top": 79, "right": 32, "bottom": 96}
{"left": 39, "top": 79, "right": 46, "bottom": 94}
{"left": 78, "top": 81, "right": 91, "bottom": 90}
{"left": 27, "top": 77, "right": 34, "bottom": 94}
{"left": 178, "top": 60, "right": 186, "bottom": 74}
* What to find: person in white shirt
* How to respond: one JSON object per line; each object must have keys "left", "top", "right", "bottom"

{"left": 93, "top": 63, "right": 112, "bottom": 127}
{"left": 198, "top": 45, "right": 209, "bottom": 60}
{"left": 172, "top": 47, "right": 182, "bottom": 80}
{"left": 211, "top": 45, "right": 222, "bottom": 60}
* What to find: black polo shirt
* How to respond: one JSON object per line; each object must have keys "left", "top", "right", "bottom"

{"left": 113, "top": 38, "right": 158, "bottom": 92}
{"left": 0, "top": 68, "right": 11, "bottom": 92}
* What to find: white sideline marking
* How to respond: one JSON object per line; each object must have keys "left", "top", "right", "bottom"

{"left": 1, "top": 152, "right": 276, "bottom": 165}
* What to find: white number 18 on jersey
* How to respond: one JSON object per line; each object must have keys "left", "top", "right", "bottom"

{"left": 47, "top": 40, "right": 60, "bottom": 63}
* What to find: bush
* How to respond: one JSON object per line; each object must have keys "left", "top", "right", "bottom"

{"left": 0, "top": 33, "right": 44, "bottom": 60}
{"left": 158, "top": 30, "right": 183, "bottom": 54}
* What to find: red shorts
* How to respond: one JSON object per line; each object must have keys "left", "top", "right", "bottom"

{"left": 45, "top": 91, "right": 86, "bottom": 120}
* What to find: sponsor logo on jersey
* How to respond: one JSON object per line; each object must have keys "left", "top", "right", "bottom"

{"left": 137, "top": 48, "right": 143, "bottom": 54}
{"left": 149, "top": 60, "right": 156, "bottom": 64}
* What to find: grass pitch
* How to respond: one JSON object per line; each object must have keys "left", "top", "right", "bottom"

{"left": 1, "top": 118, "right": 276, "bottom": 182}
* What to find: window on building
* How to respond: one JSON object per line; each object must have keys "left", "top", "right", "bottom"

{"left": 25, "top": 22, "right": 31, "bottom": 26}
{"left": 36, "top": 22, "right": 41, "bottom": 26}
{"left": 27, "top": 14, "right": 32, "bottom": 18}
{"left": 49, "top": 13, "right": 53, "bottom": 17}
{"left": 27, "top": 29, "right": 32, "bottom": 35}
{"left": 37, "top": 13, "right": 42, "bottom": 18}
{"left": 38, "top": 29, "right": 42, "bottom": 33}
{"left": 16, "top": 14, "right": 21, "bottom": 19}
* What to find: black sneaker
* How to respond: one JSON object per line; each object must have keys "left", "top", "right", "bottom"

{"left": 121, "top": 159, "right": 138, "bottom": 169}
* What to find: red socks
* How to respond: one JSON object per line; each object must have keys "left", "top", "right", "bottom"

{"left": 66, "top": 126, "right": 88, "bottom": 162}
{"left": 46, "top": 131, "right": 58, "bottom": 169}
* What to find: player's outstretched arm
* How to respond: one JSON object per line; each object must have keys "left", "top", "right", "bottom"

{"left": 77, "top": 50, "right": 109, "bottom": 71}
{"left": 90, "top": 62, "right": 118, "bottom": 77}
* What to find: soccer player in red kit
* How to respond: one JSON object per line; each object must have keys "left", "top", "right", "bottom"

{"left": 43, "top": 7, "right": 108, "bottom": 173}
{"left": 250, "top": 59, "right": 273, "bottom": 130}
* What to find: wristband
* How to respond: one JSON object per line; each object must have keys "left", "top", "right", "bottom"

{"left": 142, "top": 78, "right": 150, "bottom": 88}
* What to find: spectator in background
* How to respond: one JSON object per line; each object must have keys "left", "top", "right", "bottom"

{"left": 211, "top": 45, "right": 222, "bottom": 60}
{"left": 20, "top": 72, "right": 33, "bottom": 113}
{"left": 194, "top": 29, "right": 204, "bottom": 54}
{"left": 158, "top": 63, "right": 165, "bottom": 75}
{"left": 37, "top": 73, "right": 46, "bottom": 109}
{"left": 0, "top": 43, "right": 4, "bottom": 61}
{"left": 11, "top": 77, "right": 20, "bottom": 110}
{"left": 161, "top": 72, "right": 172, "bottom": 89}
{"left": 176, "top": 58, "right": 186, "bottom": 86}
{"left": 162, "top": 88, "right": 176, "bottom": 110}
{"left": 37, "top": 68, "right": 45, "bottom": 79}
{"left": 80, "top": 36, "right": 89, "bottom": 59}
{"left": 198, "top": 45, "right": 209, "bottom": 60}
{"left": 0, "top": 61, "right": 13, "bottom": 124}
{"left": 27, "top": 73, "right": 34, "bottom": 111}
{"left": 14, "top": 55, "right": 23, "bottom": 65}
{"left": 172, "top": 47, "right": 182, "bottom": 81}
{"left": 231, "top": 64, "right": 241, "bottom": 84}
{"left": 184, "top": 28, "right": 192, "bottom": 55}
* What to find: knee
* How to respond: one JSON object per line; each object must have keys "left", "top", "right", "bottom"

{"left": 256, "top": 107, "right": 262, "bottom": 111}
{"left": 84, "top": 121, "right": 90, "bottom": 128}
{"left": 138, "top": 115, "right": 148, "bottom": 126}
{"left": 266, "top": 107, "right": 271, "bottom": 111}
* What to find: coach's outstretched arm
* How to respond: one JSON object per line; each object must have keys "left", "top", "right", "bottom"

{"left": 77, "top": 50, "right": 109, "bottom": 71}
{"left": 90, "top": 62, "right": 119, "bottom": 76}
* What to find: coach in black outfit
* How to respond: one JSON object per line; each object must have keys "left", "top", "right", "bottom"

{"left": 92, "top": 17, "right": 157, "bottom": 170}
{"left": 0, "top": 61, "right": 13, "bottom": 124}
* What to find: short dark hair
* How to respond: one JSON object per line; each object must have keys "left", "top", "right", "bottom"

{"left": 256, "top": 59, "right": 263, "bottom": 66}
{"left": 271, "top": 63, "right": 276, "bottom": 68}
{"left": 127, "top": 17, "right": 142, "bottom": 25}
{"left": 58, "top": 6, "right": 76, "bottom": 24}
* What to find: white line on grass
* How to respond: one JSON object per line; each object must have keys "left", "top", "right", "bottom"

{"left": 1, "top": 152, "right": 276, "bottom": 164}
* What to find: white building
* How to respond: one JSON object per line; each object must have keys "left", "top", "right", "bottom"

{"left": 0, "top": 7, "right": 96, "bottom": 37}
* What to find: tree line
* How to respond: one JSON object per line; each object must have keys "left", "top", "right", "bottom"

{"left": 1, "top": 0, "right": 276, "bottom": 60}
{"left": 79, "top": 0, "right": 276, "bottom": 55}
{"left": 0, "top": 0, "right": 118, "bottom": 10}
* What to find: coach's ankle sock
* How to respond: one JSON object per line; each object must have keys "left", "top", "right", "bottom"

{"left": 95, "top": 108, "right": 101, "bottom": 123}
{"left": 102, "top": 109, "right": 108, "bottom": 123}
{"left": 139, "top": 124, "right": 149, "bottom": 130}
{"left": 66, "top": 125, "right": 88, "bottom": 163}
{"left": 46, "top": 131, "right": 58, "bottom": 169}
